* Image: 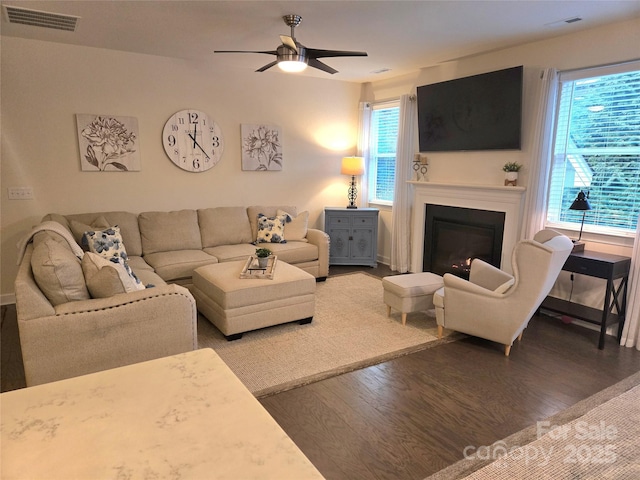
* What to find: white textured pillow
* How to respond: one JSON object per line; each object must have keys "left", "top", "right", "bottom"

{"left": 31, "top": 239, "right": 89, "bottom": 306}
{"left": 82, "top": 252, "right": 145, "bottom": 298}
{"left": 277, "top": 209, "right": 309, "bottom": 242}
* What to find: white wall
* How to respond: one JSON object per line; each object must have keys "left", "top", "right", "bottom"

{"left": 0, "top": 37, "right": 362, "bottom": 299}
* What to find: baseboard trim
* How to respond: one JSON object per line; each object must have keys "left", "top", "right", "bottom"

{"left": 1, "top": 293, "right": 16, "bottom": 306}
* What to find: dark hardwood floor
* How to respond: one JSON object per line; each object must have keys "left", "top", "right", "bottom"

{"left": 2, "top": 264, "right": 639, "bottom": 480}
{"left": 258, "top": 264, "right": 640, "bottom": 479}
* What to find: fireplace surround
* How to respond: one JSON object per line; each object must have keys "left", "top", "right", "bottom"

{"left": 410, "top": 182, "right": 526, "bottom": 274}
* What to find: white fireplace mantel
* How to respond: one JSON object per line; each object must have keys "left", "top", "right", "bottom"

{"left": 409, "top": 181, "right": 527, "bottom": 274}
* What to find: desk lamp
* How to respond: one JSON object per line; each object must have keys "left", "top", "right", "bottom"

{"left": 569, "top": 190, "right": 592, "bottom": 252}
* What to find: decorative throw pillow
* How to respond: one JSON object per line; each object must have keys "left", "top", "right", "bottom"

{"left": 69, "top": 216, "right": 110, "bottom": 249}
{"left": 30, "top": 239, "right": 90, "bottom": 306}
{"left": 84, "top": 226, "right": 127, "bottom": 261}
{"left": 255, "top": 214, "right": 287, "bottom": 244}
{"left": 277, "top": 209, "right": 309, "bottom": 242}
{"left": 82, "top": 252, "right": 145, "bottom": 298}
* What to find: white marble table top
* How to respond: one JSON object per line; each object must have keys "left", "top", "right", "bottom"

{"left": 1, "top": 348, "right": 324, "bottom": 479}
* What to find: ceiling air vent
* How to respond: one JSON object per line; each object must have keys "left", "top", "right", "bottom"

{"left": 4, "top": 5, "right": 79, "bottom": 32}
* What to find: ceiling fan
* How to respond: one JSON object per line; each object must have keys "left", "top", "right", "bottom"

{"left": 215, "top": 14, "right": 368, "bottom": 74}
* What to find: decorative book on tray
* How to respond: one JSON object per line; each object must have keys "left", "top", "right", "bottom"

{"left": 240, "top": 255, "right": 278, "bottom": 279}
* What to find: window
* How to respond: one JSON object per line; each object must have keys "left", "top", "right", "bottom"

{"left": 547, "top": 62, "right": 640, "bottom": 236}
{"left": 368, "top": 101, "right": 400, "bottom": 204}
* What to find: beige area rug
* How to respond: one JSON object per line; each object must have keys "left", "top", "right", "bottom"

{"left": 197, "top": 272, "right": 457, "bottom": 397}
{"left": 426, "top": 370, "right": 640, "bottom": 480}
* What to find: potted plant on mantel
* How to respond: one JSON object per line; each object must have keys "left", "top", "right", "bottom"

{"left": 503, "top": 162, "right": 522, "bottom": 186}
{"left": 255, "top": 247, "right": 272, "bottom": 268}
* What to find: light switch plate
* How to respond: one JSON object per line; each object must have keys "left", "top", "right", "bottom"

{"left": 8, "top": 187, "right": 34, "bottom": 200}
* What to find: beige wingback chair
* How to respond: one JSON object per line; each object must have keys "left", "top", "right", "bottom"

{"left": 433, "top": 229, "right": 573, "bottom": 356}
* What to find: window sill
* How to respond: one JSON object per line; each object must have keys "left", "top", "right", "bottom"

{"left": 544, "top": 224, "right": 635, "bottom": 249}
{"left": 368, "top": 201, "right": 392, "bottom": 211}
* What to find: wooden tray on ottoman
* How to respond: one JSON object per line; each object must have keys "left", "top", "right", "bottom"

{"left": 240, "top": 255, "right": 278, "bottom": 279}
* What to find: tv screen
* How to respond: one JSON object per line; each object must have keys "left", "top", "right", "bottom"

{"left": 417, "top": 66, "right": 523, "bottom": 152}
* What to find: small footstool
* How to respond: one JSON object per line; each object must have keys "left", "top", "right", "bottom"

{"left": 192, "top": 260, "right": 316, "bottom": 340}
{"left": 382, "top": 272, "right": 444, "bottom": 325}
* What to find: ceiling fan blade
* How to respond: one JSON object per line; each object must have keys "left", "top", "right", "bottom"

{"left": 214, "top": 50, "right": 278, "bottom": 55}
{"left": 279, "top": 35, "right": 298, "bottom": 53}
{"left": 256, "top": 60, "right": 278, "bottom": 72}
{"left": 306, "top": 48, "right": 368, "bottom": 59}
{"left": 308, "top": 58, "right": 338, "bottom": 75}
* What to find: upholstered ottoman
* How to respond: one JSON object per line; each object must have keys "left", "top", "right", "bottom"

{"left": 192, "top": 260, "right": 315, "bottom": 340}
{"left": 382, "top": 272, "right": 444, "bottom": 325}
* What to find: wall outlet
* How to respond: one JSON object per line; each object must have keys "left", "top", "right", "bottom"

{"left": 8, "top": 187, "right": 34, "bottom": 200}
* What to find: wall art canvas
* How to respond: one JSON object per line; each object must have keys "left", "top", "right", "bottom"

{"left": 76, "top": 114, "right": 141, "bottom": 171}
{"left": 241, "top": 124, "right": 282, "bottom": 171}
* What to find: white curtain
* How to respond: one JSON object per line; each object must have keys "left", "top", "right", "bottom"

{"left": 356, "top": 102, "right": 371, "bottom": 208}
{"left": 390, "top": 94, "right": 416, "bottom": 272}
{"left": 620, "top": 213, "right": 640, "bottom": 350}
{"left": 521, "top": 67, "right": 559, "bottom": 240}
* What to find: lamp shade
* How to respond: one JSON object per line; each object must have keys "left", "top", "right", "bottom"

{"left": 569, "top": 190, "right": 592, "bottom": 211}
{"left": 341, "top": 156, "right": 365, "bottom": 176}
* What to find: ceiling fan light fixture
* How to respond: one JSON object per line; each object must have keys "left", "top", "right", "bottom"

{"left": 278, "top": 60, "right": 307, "bottom": 72}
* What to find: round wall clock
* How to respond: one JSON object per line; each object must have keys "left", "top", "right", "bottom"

{"left": 162, "top": 109, "right": 224, "bottom": 172}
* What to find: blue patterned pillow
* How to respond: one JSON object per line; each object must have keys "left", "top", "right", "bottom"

{"left": 84, "top": 226, "right": 127, "bottom": 261}
{"left": 256, "top": 214, "right": 287, "bottom": 244}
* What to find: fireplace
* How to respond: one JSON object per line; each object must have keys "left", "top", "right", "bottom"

{"left": 410, "top": 182, "right": 526, "bottom": 275}
{"left": 423, "top": 205, "right": 505, "bottom": 279}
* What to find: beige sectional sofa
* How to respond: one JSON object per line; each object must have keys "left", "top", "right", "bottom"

{"left": 15, "top": 205, "right": 329, "bottom": 386}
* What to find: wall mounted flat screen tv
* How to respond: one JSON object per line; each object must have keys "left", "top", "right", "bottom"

{"left": 417, "top": 66, "right": 523, "bottom": 152}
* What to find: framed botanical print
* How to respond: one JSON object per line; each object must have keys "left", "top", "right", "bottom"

{"left": 76, "top": 114, "right": 141, "bottom": 171}
{"left": 241, "top": 124, "right": 282, "bottom": 171}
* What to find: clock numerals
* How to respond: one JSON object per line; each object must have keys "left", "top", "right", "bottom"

{"left": 163, "top": 109, "right": 224, "bottom": 172}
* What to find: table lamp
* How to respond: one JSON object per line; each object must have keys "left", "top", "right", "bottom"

{"left": 569, "top": 190, "right": 592, "bottom": 252}
{"left": 341, "top": 156, "right": 365, "bottom": 209}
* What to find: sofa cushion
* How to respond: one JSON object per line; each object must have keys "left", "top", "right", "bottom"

{"left": 134, "top": 268, "right": 166, "bottom": 288}
{"left": 198, "top": 207, "right": 252, "bottom": 248}
{"left": 264, "top": 242, "right": 319, "bottom": 264}
{"left": 81, "top": 252, "right": 145, "bottom": 298}
{"left": 143, "top": 250, "right": 218, "bottom": 282}
{"left": 247, "top": 206, "right": 297, "bottom": 242}
{"left": 31, "top": 239, "right": 90, "bottom": 306}
{"left": 125, "top": 255, "right": 155, "bottom": 272}
{"left": 139, "top": 210, "right": 202, "bottom": 255}
{"left": 203, "top": 244, "right": 257, "bottom": 263}
{"left": 277, "top": 209, "right": 309, "bottom": 242}
{"left": 69, "top": 216, "right": 110, "bottom": 248}
{"left": 256, "top": 213, "right": 287, "bottom": 244}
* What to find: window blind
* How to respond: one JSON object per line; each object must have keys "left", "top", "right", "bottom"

{"left": 370, "top": 104, "right": 399, "bottom": 203}
{"left": 547, "top": 63, "right": 640, "bottom": 234}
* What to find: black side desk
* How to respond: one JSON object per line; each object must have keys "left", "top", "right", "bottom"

{"left": 541, "top": 250, "right": 631, "bottom": 350}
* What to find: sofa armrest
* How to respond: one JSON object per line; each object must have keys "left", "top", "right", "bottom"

{"left": 306, "top": 228, "right": 330, "bottom": 278}
{"left": 18, "top": 284, "right": 198, "bottom": 386}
